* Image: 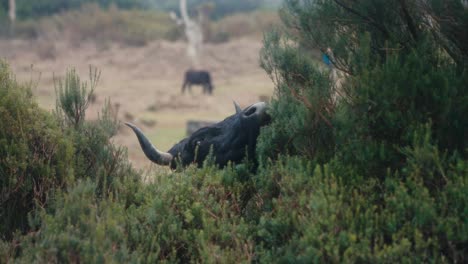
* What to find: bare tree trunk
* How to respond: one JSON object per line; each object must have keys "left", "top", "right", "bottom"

{"left": 8, "top": 0, "right": 16, "bottom": 36}
{"left": 179, "top": 0, "right": 203, "bottom": 68}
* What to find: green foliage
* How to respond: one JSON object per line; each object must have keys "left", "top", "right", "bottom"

{"left": 0, "top": 61, "right": 139, "bottom": 240}
{"left": 55, "top": 67, "right": 99, "bottom": 128}
{"left": 259, "top": 0, "right": 467, "bottom": 171}
{"left": 1, "top": 0, "right": 467, "bottom": 262}
{"left": 0, "top": 61, "right": 74, "bottom": 240}
{"left": 2, "top": 152, "right": 465, "bottom": 262}
{"left": 3, "top": 164, "right": 256, "bottom": 262}
{"left": 279, "top": 0, "right": 467, "bottom": 73}
{"left": 54, "top": 67, "right": 139, "bottom": 199}
{"left": 332, "top": 38, "right": 467, "bottom": 181}
{"left": 0, "top": 62, "right": 466, "bottom": 261}
{"left": 258, "top": 30, "right": 335, "bottom": 163}
{"left": 255, "top": 0, "right": 468, "bottom": 261}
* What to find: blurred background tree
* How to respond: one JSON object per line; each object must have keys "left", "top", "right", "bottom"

{"left": 0, "top": 0, "right": 281, "bottom": 20}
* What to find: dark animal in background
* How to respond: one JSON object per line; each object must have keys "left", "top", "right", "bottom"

{"left": 181, "top": 70, "right": 214, "bottom": 95}
{"left": 126, "top": 101, "right": 270, "bottom": 169}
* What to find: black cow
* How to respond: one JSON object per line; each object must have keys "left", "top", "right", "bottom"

{"left": 181, "top": 70, "right": 214, "bottom": 95}
{"left": 126, "top": 101, "right": 270, "bottom": 169}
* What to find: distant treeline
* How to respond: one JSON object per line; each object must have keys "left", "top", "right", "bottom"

{"left": 0, "top": 0, "right": 281, "bottom": 20}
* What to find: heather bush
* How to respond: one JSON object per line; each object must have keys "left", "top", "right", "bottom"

{"left": 0, "top": 62, "right": 139, "bottom": 241}
{"left": 3, "top": 152, "right": 465, "bottom": 262}
{"left": 254, "top": 0, "right": 467, "bottom": 261}
{"left": 258, "top": 30, "right": 335, "bottom": 163}
{"left": 2, "top": 164, "right": 256, "bottom": 262}
{"left": 258, "top": 0, "right": 467, "bottom": 175}
{"left": 54, "top": 67, "right": 140, "bottom": 199}
{"left": 0, "top": 61, "right": 74, "bottom": 240}
{"left": 330, "top": 37, "right": 467, "bottom": 183}
{"left": 253, "top": 141, "right": 467, "bottom": 262}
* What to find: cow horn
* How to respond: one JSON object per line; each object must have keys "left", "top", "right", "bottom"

{"left": 125, "top": 122, "right": 173, "bottom": 166}
{"left": 233, "top": 101, "right": 242, "bottom": 114}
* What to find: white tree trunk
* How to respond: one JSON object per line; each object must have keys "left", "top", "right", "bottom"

{"left": 8, "top": 0, "right": 16, "bottom": 36}
{"left": 8, "top": 0, "right": 16, "bottom": 22}
{"left": 179, "top": 0, "right": 203, "bottom": 68}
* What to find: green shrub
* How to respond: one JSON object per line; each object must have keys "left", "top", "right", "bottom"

{"left": 0, "top": 61, "right": 74, "bottom": 239}
{"left": 15, "top": 180, "right": 134, "bottom": 263}
{"left": 4, "top": 152, "right": 465, "bottom": 262}
{"left": 330, "top": 37, "right": 467, "bottom": 182}
{"left": 0, "top": 61, "right": 139, "bottom": 241}
{"left": 252, "top": 153, "right": 467, "bottom": 263}
{"left": 53, "top": 67, "right": 140, "bottom": 199}
{"left": 4, "top": 164, "right": 256, "bottom": 262}
{"left": 253, "top": 0, "right": 468, "bottom": 261}
{"left": 258, "top": 30, "right": 335, "bottom": 164}
{"left": 258, "top": 0, "right": 467, "bottom": 177}
{"left": 1, "top": 0, "right": 467, "bottom": 261}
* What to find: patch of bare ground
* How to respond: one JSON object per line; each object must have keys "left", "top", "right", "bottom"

{"left": 0, "top": 38, "right": 274, "bottom": 170}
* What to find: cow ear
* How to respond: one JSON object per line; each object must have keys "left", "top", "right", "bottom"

{"left": 233, "top": 101, "right": 242, "bottom": 114}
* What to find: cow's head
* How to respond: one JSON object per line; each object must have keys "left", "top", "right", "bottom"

{"left": 126, "top": 101, "right": 270, "bottom": 169}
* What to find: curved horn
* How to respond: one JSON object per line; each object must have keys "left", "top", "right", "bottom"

{"left": 125, "top": 122, "right": 173, "bottom": 166}
{"left": 233, "top": 101, "right": 242, "bottom": 114}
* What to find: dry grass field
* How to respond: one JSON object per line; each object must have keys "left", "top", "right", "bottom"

{"left": 0, "top": 38, "right": 274, "bottom": 170}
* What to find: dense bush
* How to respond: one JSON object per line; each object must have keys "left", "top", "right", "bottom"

{"left": 254, "top": 154, "right": 467, "bottom": 262}
{"left": 331, "top": 39, "right": 467, "bottom": 181}
{"left": 0, "top": 0, "right": 467, "bottom": 262}
{"left": 0, "top": 62, "right": 139, "bottom": 241}
{"left": 258, "top": 1, "right": 467, "bottom": 168}
{"left": 0, "top": 61, "right": 74, "bottom": 239}
{"left": 53, "top": 67, "right": 140, "bottom": 199}
{"left": 255, "top": 0, "right": 468, "bottom": 261}
{"left": 259, "top": 31, "right": 335, "bottom": 163}
{"left": 2, "top": 153, "right": 465, "bottom": 262}
{"left": 1, "top": 163, "right": 257, "bottom": 262}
